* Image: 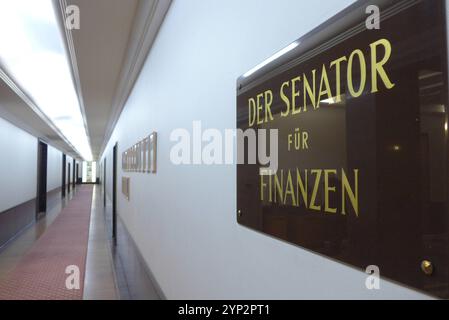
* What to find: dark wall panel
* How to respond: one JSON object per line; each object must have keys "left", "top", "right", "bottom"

{"left": 0, "top": 199, "right": 35, "bottom": 249}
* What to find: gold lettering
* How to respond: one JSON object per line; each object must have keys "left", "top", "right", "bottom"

{"left": 303, "top": 69, "right": 317, "bottom": 110}
{"left": 291, "top": 76, "right": 302, "bottom": 115}
{"left": 260, "top": 174, "right": 266, "bottom": 202}
{"left": 274, "top": 170, "right": 284, "bottom": 203}
{"left": 284, "top": 170, "right": 297, "bottom": 206}
{"left": 342, "top": 169, "right": 359, "bottom": 216}
{"left": 248, "top": 98, "right": 256, "bottom": 127}
{"left": 280, "top": 81, "right": 290, "bottom": 117}
{"left": 302, "top": 131, "right": 309, "bottom": 149}
{"left": 370, "top": 38, "right": 395, "bottom": 93}
{"left": 256, "top": 93, "right": 264, "bottom": 125}
{"left": 330, "top": 56, "right": 347, "bottom": 103}
{"left": 347, "top": 49, "right": 367, "bottom": 97}
{"left": 296, "top": 168, "right": 308, "bottom": 208}
{"left": 261, "top": 168, "right": 360, "bottom": 216}
{"left": 264, "top": 90, "right": 274, "bottom": 122}
{"left": 318, "top": 64, "right": 332, "bottom": 107}
{"left": 309, "top": 169, "right": 322, "bottom": 211}
{"left": 268, "top": 172, "right": 272, "bottom": 202}
{"left": 324, "top": 169, "right": 337, "bottom": 214}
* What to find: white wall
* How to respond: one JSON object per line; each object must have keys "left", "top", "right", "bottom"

{"left": 47, "top": 144, "right": 62, "bottom": 191}
{"left": 101, "top": 0, "right": 431, "bottom": 299}
{"left": 0, "top": 114, "right": 77, "bottom": 210}
{"left": 47, "top": 147, "right": 80, "bottom": 190}
{"left": 0, "top": 116, "right": 37, "bottom": 212}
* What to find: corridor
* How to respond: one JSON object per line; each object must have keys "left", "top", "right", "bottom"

{"left": 0, "top": 185, "right": 117, "bottom": 299}
{"left": 0, "top": 0, "right": 448, "bottom": 304}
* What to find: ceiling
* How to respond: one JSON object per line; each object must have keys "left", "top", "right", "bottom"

{"left": 0, "top": 0, "right": 171, "bottom": 161}
{"left": 0, "top": 73, "right": 80, "bottom": 159}
{"left": 67, "top": 0, "right": 139, "bottom": 160}
{"left": 65, "top": 0, "right": 171, "bottom": 160}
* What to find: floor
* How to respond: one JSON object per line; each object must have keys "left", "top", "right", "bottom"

{"left": 83, "top": 185, "right": 119, "bottom": 299}
{"left": 0, "top": 190, "right": 71, "bottom": 283}
{"left": 0, "top": 185, "right": 119, "bottom": 300}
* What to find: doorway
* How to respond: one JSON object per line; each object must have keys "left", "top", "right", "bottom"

{"left": 62, "top": 154, "right": 66, "bottom": 198}
{"left": 112, "top": 143, "right": 118, "bottom": 240}
{"left": 67, "top": 162, "right": 71, "bottom": 194}
{"left": 72, "top": 159, "right": 76, "bottom": 189}
{"left": 36, "top": 140, "right": 47, "bottom": 219}
{"left": 82, "top": 161, "right": 97, "bottom": 183}
{"left": 103, "top": 158, "right": 106, "bottom": 207}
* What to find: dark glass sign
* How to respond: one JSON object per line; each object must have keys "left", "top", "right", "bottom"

{"left": 237, "top": 0, "right": 449, "bottom": 298}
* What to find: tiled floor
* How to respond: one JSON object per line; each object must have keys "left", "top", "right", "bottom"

{"left": 0, "top": 185, "right": 119, "bottom": 300}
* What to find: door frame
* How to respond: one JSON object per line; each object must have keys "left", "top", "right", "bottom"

{"left": 103, "top": 158, "right": 107, "bottom": 207}
{"left": 36, "top": 140, "right": 48, "bottom": 219}
{"left": 67, "top": 162, "right": 71, "bottom": 194}
{"left": 62, "top": 154, "right": 66, "bottom": 198}
{"left": 76, "top": 163, "right": 79, "bottom": 184}
{"left": 72, "top": 159, "right": 76, "bottom": 189}
{"left": 112, "top": 143, "right": 118, "bottom": 241}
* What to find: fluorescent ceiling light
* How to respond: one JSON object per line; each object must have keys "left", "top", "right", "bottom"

{"left": 243, "top": 41, "right": 300, "bottom": 78}
{"left": 0, "top": 0, "right": 92, "bottom": 161}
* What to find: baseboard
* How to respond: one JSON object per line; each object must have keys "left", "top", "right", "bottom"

{"left": 0, "top": 198, "right": 36, "bottom": 249}
{"left": 0, "top": 186, "right": 63, "bottom": 250}
{"left": 103, "top": 197, "right": 165, "bottom": 300}
{"left": 116, "top": 215, "right": 166, "bottom": 300}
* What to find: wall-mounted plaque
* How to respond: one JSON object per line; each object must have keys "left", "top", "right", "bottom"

{"left": 122, "top": 132, "right": 157, "bottom": 173}
{"left": 237, "top": 0, "right": 449, "bottom": 298}
{"left": 122, "top": 177, "right": 130, "bottom": 201}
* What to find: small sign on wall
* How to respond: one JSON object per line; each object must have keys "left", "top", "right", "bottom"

{"left": 122, "top": 177, "right": 130, "bottom": 200}
{"left": 122, "top": 132, "right": 157, "bottom": 173}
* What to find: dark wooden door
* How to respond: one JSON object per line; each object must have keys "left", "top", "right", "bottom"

{"left": 36, "top": 141, "right": 47, "bottom": 218}
{"left": 72, "top": 159, "right": 76, "bottom": 189}
{"left": 67, "top": 163, "right": 71, "bottom": 194}
{"left": 103, "top": 158, "right": 107, "bottom": 207}
{"left": 61, "top": 154, "right": 66, "bottom": 198}
{"left": 113, "top": 144, "right": 117, "bottom": 240}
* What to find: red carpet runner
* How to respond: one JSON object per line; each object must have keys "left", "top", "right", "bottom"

{"left": 0, "top": 185, "right": 93, "bottom": 300}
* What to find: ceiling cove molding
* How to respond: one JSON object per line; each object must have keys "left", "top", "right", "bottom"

{"left": 0, "top": 99, "right": 79, "bottom": 160}
{"left": 98, "top": 0, "right": 172, "bottom": 159}
{"left": 0, "top": 68, "right": 82, "bottom": 160}
{"left": 54, "top": 0, "right": 93, "bottom": 158}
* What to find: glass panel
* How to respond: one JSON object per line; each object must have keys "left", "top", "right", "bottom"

{"left": 237, "top": 0, "right": 449, "bottom": 298}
